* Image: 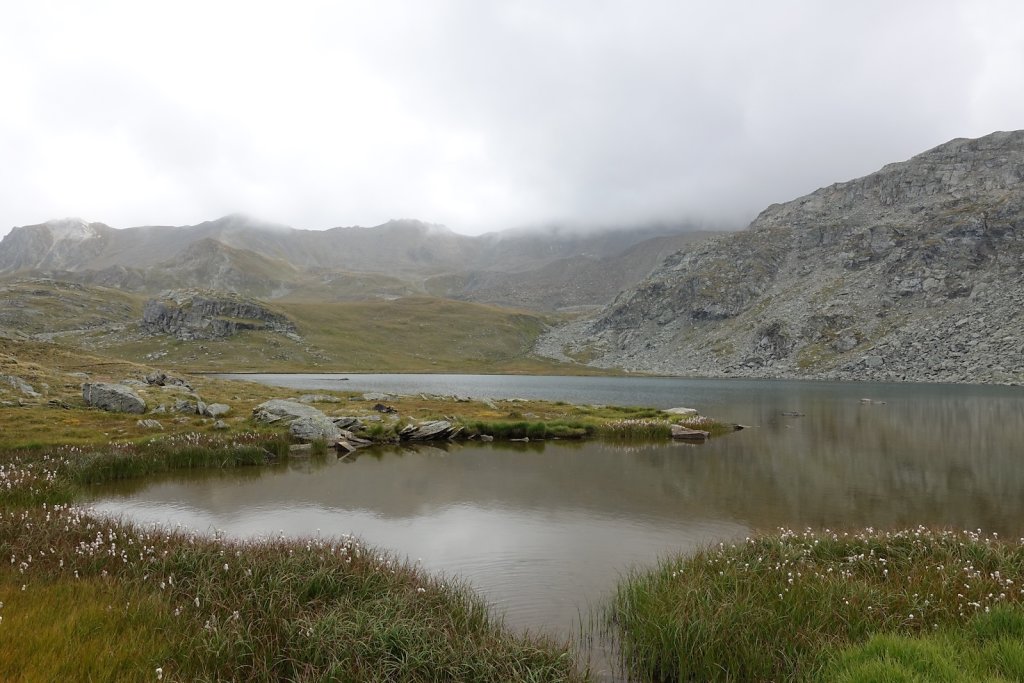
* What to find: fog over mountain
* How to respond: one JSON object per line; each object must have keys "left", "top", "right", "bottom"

{"left": 2, "top": 1, "right": 1023, "bottom": 237}
{"left": 0, "top": 214, "right": 718, "bottom": 310}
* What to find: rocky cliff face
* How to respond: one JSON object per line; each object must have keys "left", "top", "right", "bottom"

{"left": 539, "top": 130, "right": 1024, "bottom": 384}
{"left": 141, "top": 291, "right": 298, "bottom": 341}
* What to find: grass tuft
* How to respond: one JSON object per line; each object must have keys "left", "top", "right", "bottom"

{"left": 610, "top": 527, "right": 1024, "bottom": 682}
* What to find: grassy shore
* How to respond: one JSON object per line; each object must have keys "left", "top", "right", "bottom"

{"left": 0, "top": 437, "right": 588, "bottom": 682}
{"left": 610, "top": 528, "right": 1024, "bottom": 682}
{"left": 1, "top": 338, "right": 736, "bottom": 450}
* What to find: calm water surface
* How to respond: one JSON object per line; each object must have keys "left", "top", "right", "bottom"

{"left": 93, "top": 375, "right": 1024, "bottom": 673}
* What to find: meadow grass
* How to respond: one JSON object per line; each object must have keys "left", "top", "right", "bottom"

{"left": 609, "top": 527, "right": 1024, "bottom": 682}
{"left": 826, "top": 609, "right": 1024, "bottom": 682}
{"left": 0, "top": 576, "right": 173, "bottom": 682}
{"left": 103, "top": 295, "right": 599, "bottom": 374}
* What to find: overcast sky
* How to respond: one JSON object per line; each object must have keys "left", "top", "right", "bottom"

{"left": 1, "top": 1, "right": 1022, "bottom": 238}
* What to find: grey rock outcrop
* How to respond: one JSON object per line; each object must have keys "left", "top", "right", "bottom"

{"left": 253, "top": 398, "right": 363, "bottom": 445}
{"left": 203, "top": 403, "right": 231, "bottom": 418}
{"left": 145, "top": 370, "right": 193, "bottom": 390}
{"left": 141, "top": 291, "right": 297, "bottom": 341}
{"left": 288, "top": 415, "right": 343, "bottom": 443}
{"left": 1, "top": 374, "right": 40, "bottom": 398}
{"left": 173, "top": 399, "right": 196, "bottom": 414}
{"left": 540, "top": 130, "right": 1024, "bottom": 384}
{"left": 399, "top": 420, "right": 460, "bottom": 441}
{"left": 82, "top": 382, "right": 147, "bottom": 414}
{"left": 252, "top": 399, "right": 324, "bottom": 424}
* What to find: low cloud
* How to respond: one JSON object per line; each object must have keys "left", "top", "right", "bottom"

{"left": 1, "top": 0, "right": 1022, "bottom": 237}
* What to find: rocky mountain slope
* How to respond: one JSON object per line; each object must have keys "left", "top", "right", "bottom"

{"left": 538, "top": 130, "right": 1024, "bottom": 384}
{"left": 0, "top": 216, "right": 715, "bottom": 311}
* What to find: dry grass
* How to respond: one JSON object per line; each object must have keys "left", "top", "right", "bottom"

{"left": 0, "top": 577, "right": 172, "bottom": 682}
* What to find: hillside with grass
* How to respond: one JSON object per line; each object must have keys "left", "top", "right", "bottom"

{"left": 0, "top": 279, "right": 592, "bottom": 374}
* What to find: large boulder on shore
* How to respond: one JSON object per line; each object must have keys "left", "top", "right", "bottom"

{"left": 82, "top": 383, "right": 147, "bottom": 414}
{"left": 399, "top": 420, "right": 459, "bottom": 441}
{"left": 252, "top": 399, "right": 325, "bottom": 424}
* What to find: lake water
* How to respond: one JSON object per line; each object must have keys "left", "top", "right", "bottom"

{"left": 92, "top": 374, "right": 1024, "bottom": 674}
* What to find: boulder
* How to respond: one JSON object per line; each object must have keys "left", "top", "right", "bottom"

{"left": 204, "top": 403, "right": 231, "bottom": 418}
{"left": 82, "top": 383, "right": 146, "bottom": 414}
{"left": 212, "top": 419, "right": 229, "bottom": 430}
{"left": 399, "top": 420, "right": 458, "bottom": 441}
{"left": 289, "top": 415, "right": 343, "bottom": 443}
{"left": 173, "top": 399, "right": 196, "bottom": 414}
{"left": 362, "top": 392, "right": 394, "bottom": 401}
{"left": 136, "top": 419, "right": 164, "bottom": 430}
{"left": 252, "top": 399, "right": 325, "bottom": 424}
{"left": 144, "top": 370, "right": 193, "bottom": 390}
{"left": 671, "top": 424, "right": 710, "bottom": 441}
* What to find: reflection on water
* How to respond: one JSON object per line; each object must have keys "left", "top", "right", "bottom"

{"left": 93, "top": 378, "right": 1024, "bottom": 664}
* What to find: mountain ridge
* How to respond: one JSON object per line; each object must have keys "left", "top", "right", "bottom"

{"left": 538, "top": 130, "right": 1024, "bottom": 384}
{"left": 0, "top": 215, "right": 718, "bottom": 311}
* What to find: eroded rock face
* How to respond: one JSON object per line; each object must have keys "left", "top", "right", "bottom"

{"left": 540, "top": 130, "right": 1024, "bottom": 384}
{"left": 141, "top": 291, "right": 297, "bottom": 341}
{"left": 83, "top": 382, "right": 146, "bottom": 414}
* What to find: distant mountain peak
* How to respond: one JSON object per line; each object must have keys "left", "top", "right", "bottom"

{"left": 43, "top": 217, "right": 100, "bottom": 241}
{"left": 379, "top": 218, "right": 452, "bottom": 234}
{"left": 202, "top": 213, "right": 294, "bottom": 233}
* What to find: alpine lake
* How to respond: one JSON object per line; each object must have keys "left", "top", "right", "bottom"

{"left": 90, "top": 374, "right": 1024, "bottom": 674}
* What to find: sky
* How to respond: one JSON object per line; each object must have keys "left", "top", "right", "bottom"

{"left": 1, "top": 0, "right": 1022, "bottom": 238}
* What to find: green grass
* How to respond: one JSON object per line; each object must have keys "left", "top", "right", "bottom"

{"left": 828, "top": 609, "right": 1024, "bottom": 682}
{"left": 105, "top": 295, "right": 597, "bottom": 374}
{"left": 464, "top": 420, "right": 595, "bottom": 440}
{"left": 610, "top": 528, "right": 1024, "bottom": 682}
